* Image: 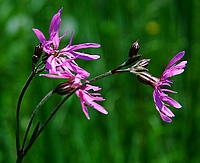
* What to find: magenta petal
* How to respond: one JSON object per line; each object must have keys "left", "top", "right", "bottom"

{"left": 81, "top": 102, "right": 90, "bottom": 119}
{"left": 159, "top": 112, "right": 172, "bottom": 123}
{"left": 70, "top": 51, "right": 100, "bottom": 60}
{"left": 162, "top": 105, "right": 175, "bottom": 117}
{"left": 69, "top": 43, "right": 101, "bottom": 51}
{"left": 67, "top": 31, "right": 74, "bottom": 48}
{"left": 165, "top": 51, "right": 185, "bottom": 70}
{"left": 175, "top": 61, "right": 187, "bottom": 69}
{"left": 76, "top": 87, "right": 108, "bottom": 118}
{"left": 40, "top": 73, "right": 73, "bottom": 79}
{"left": 163, "top": 61, "right": 187, "bottom": 78}
{"left": 85, "top": 85, "right": 101, "bottom": 91}
{"left": 49, "top": 8, "right": 62, "bottom": 37}
{"left": 153, "top": 89, "right": 163, "bottom": 110}
{"left": 89, "top": 101, "right": 108, "bottom": 114}
{"left": 79, "top": 91, "right": 90, "bottom": 119}
{"left": 164, "top": 69, "right": 184, "bottom": 78}
{"left": 52, "top": 34, "right": 60, "bottom": 49}
{"left": 60, "top": 29, "right": 69, "bottom": 40}
{"left": 161, "top": 89, "right": 177, "bottom": 94}
{"left": 32, "top": 28, "right": 46, "bottom": 44}
{"left": 154, "top": 89, "right": 174, "bottom": 122}
{"left": 62, "top": 61, "right": 90, "bottom": 78}
{"left": 91, "top": 94, "right": 105, "bottom": 101}
{"left": 151, "top": 51, "right": 187, "bottom": 122}
{"left": 162, "top": 96, "right": 182, "bottom": 108}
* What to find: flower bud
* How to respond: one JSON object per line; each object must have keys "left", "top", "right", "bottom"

{"left": 32, "top": 43, "right": 43, "bottom": 64}
{"left": 128, "top": 40, "right": 140, "bottom": 58}
{"left": 53, "top": 81, "right": 74, "bottom": 95}
{"left": 136, "top": 71, "right": 159, "bottom": 87}
{"left": 136, "top": 59, "right": 150, "bottom": 68}
{"left": 124, "top": 40, "right": 141, "bottom": 66}
{"left": 130, "top": 59, "right": 150, "bottom": 73}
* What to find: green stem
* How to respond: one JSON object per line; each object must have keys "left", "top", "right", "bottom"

{"left": 16, "top": 72, "right": 36, "bottom": 154}
{"left": 16, "top": 155, "right": 24, "bottom": 163}
{"left": 16, "top": 61, "right": 44, "bottom": 162}
{"left": 21, "top": 90, "right": 54, "bottom": 151}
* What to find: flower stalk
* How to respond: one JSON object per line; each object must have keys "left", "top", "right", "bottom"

{"left": 16, "top": 72, "right": 35, "bottom": 155}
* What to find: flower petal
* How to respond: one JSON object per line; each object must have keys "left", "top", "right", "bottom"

{"left": 69, "top": 43, "right": 101, "bottom": 51}
{"left": 162, "top": 96, "right": 182, "bottom": 108}
{"left": 70, "top": 51, "right": 100, "bottom": 60}
{"left": 49, "top": 8, "right": 62, "bottom": 37}
{"left": 32, "top": 28, "right": 46, "bottom": 44}
{"left": 85, "top": 85, "right": 101, "bottom": 91}
{"left": 89, "top": 101, "right": 108, "bottom": 114}
{"left": 163, "top": 61, "right": 187, "bottom": 78}
{"left": 78, "top": 91, "right": 90, "bottom": 119}
{"left": 153, "top": 89, "right": 163, "bottom": 110}
{"left": 159, "top": 112, "right": 172, "bottom": 123}
{"left": 77, "top": 87, "right": 108, "bottom": 116}
{"left": 62, "top": 61, "right": 90, "bottom": 78}
{"left": 161, "top": 88, "right": 177, "bottom": 94}
{"left": 165, "top": 51, "right": 185, "bottom": 70}
{"left": 162, "top": 105, "right": 175, "bottom": 117}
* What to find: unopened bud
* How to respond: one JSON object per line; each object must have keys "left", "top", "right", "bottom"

{"left": 130, "top": 59, "right": 150, "bottom": 73}
{"left": 125, "top": 40, "right": 141, "bottom": 66}
{"left": 128, "top": 40, "right": 140, "bottom": 58}
{"left": 136, "top": 59, "right": 150, "bottom": 67}
{"left": 136, "top": 71, "right": 159, "bottom": 87}
{"left": 32, "top": 43, "right": 43, "bottom": 64}
{"left": 53, "top": 81, "right": 74, "bottom": 95}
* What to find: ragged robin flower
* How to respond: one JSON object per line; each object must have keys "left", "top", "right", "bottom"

{"left": 32, "top": 8, "right": 100, "bottom": 79}
{"left": 130, "top": 51, "right": 187, "bottom": 122}
{"left": 53, "top": 74, "right": 108, "bottom": 119}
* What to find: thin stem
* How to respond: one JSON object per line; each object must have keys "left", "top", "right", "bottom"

{"left": 89, "top": 70, "right": 112, "bottom": 82}
{"left": 16, "top": 60, "right": 44, "bottom": 158}
{"left": 21, "top": 90, "right": 54, "bottom": 151}
{"left": 24, "top": 90, "right": 72, "bottom": 153}
{"left": 16, "top": 72, "right": 35, "bottom": 153}
{"left": 111, "top": 54, "right": 142, "bottom": 73}
{"left": 16, "top": 155, "right": 23, "bottom": 163}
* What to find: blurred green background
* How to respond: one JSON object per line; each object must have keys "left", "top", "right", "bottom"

{"left": 0, "top": 0, "right": 199, "bottom": 162}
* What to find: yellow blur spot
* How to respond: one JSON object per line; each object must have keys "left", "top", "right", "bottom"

{"left": 145, "top": 21, "right": 160, "bottom": 35}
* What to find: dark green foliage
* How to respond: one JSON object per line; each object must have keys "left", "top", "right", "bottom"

{"left": 0, "top": 0, "right": 199, "bottom": 162}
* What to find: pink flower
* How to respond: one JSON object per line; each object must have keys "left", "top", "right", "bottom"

{"left": 131, "top": 51, "right": 187, "bottom": 122}
{"left": 152, "top": 51, "right": 187, "bottom": 122}
{"left": 73, "top": 76, "right": 108, "bottom": 119}
{"left": 54, "top": 75, "right": 108, "bottom": 119}
{"left": 32, "top": 8, "right": 101, "bottom": 79}
{"left": 41, "top": 55, "right": 90, "bottom": 79}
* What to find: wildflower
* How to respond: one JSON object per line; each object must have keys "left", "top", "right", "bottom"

{"left": 130, "top": 51, "right": 187, "bottom": 122}
{"left": 32, "top": 8, "right": 100, "bottom": 78}
{"left": 41, "top": 55, "right": 90, "bottom": 79}
{"left": 54, "top": 74, "right": 108, "bottom": 119}
{"left": 75, "top": 83, "right": 108, "bottom": 119}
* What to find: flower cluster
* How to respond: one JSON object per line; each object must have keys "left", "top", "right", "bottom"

{"left": 33, "top": 8, "right": 107, "bottom": 119}
{"left": 32, "top": 8, "right": 187, "bottom": 122}
{"left": 130, "top": 51, "right": 187, "bottom": 122}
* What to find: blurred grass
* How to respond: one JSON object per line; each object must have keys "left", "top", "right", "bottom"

{"left": 0, "top": 0, "right": 200, "bottom": 162}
